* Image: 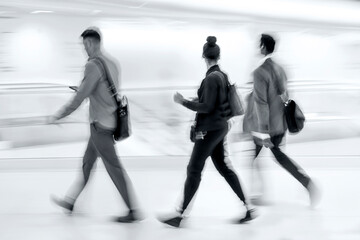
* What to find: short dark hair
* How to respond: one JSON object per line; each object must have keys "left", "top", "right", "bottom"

{"left": 260, "top": 34, "right": 275, "bottom": 54}
{"left": 81, "top": 29, "right": 101, "bottom": 42}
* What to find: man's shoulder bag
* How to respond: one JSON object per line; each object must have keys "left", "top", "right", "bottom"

{"left": 94, "top": 57, "right": 131, "bottom": 141}
{"left": 284, "top": 99, "right": 305, "bottom": 134}
{"left": 270, "top": 64, "right": 305, "bottom": 134}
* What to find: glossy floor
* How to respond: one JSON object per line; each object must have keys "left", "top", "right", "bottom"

{"left": 0, "top": 153, "right": 359, "bottom": 240}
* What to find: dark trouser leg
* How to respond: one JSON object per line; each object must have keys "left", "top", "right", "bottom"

{"left": 91, "top": 123, "right": 134, "bottom": 210}
{"left": 255, "top": 144, "right": 263, "bottom": 158}
{"left": 66, "top": 137, "right": 98, "bottom": 204}
{"left": 211, "top": 136, "right": 247, "bottom": 204}
{"left": 253, "top": 143, "right": 264, "bottom": 177}
{"left": 270, "top": 134, "right": 310, "bottom": 188}
{"left": 180, "top": 128, "right": 227, "bottom": 213}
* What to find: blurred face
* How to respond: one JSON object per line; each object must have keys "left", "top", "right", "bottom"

{"left": 260, "top": 41, "right": 266, "bottom": 55}
{"left": 82, "top": 38, "right": 92, "bottom": 57}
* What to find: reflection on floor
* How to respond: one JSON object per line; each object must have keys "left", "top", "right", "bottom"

{"left": 0, "top": 152, "right": 360, "bottom": 239}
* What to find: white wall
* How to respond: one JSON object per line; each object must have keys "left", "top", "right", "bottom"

{"left": 1, "top": 11, "right": 360, "bottom": 149}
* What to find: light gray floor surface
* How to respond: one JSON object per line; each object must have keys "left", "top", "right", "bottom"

{"left": 0, "top": 138, "right": 359, "bottom": 240}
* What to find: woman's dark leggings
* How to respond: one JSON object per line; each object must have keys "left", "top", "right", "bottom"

{"left": 180, "top": 127, "right": 247, "bottom": 213}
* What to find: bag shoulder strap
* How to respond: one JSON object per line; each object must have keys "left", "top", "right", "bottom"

{"left": 210, "top": 71, "right": 231, "bottom": 87}
{"left": 267, "top": 62, "right": 289, "bottom": 103}
{"left": 93, "top": 57, "right": 120, "bottom": 107}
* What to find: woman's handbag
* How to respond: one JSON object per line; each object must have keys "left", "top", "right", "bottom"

{"left": 227, "top": 83, "right": 245, "bottom": 116}
{"left": 190, "top": 114, "right": 197, "bottom": 142}
{"left": 189, "top": 116, "right": 207, "bottom": 142}
{"left": 212, "top": 71, "right": 245, "bottom": 117}
{"left": 94, "top": 57, "right": 131, "bottom": 141}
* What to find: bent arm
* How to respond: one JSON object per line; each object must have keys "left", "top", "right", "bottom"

{"left": 55, "top": 62, "right": 102, "bottom": 120}
{"left": 182, "top": 77, "right": 217, "bottom": 113}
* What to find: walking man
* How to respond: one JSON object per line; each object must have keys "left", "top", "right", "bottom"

{"left": 48, "top": 27, "right": 140, "bottom": 222}
{"left": 245, "top": 34, "right": 320, "bottom": 206}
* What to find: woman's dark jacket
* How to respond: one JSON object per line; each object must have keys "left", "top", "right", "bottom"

{"left": 182, "top": 65, "right": 229, "bottom": 132}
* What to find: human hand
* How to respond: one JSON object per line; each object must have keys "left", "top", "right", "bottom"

{"left": 262, "top": 138, "right": 274, "bottom": 148}
{"left": 252, "top": 131, "right": 274, "bottom": 148}
{"left": 173, "top": 92, "right": 184, "bottom": 104}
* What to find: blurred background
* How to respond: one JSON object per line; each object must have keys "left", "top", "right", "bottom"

{"left": 0, "top": 0, "right": 360, "bottom": 164}
{"left": 1, "top": 1, "right": 360, "bottom": 239}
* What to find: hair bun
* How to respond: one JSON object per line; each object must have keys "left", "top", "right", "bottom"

{"left": 206, "top": 36, "right": 217, "bottom": 47}
{"left": 203, "top": 36, "right": 220, "bottom": 59}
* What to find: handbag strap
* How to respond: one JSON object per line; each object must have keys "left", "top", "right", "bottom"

{"left": 93, "top": 57, "right": 121, "bottom": 108}
{"left": 210, "top": 71, "right": 229, "bottom": 86}
{"left": 209, "top": 71, "right": 235, "bottom": 117}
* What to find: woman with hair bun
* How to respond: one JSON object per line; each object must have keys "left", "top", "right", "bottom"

{"left": 158, "top": 36, "right": 255, "bottom": 227}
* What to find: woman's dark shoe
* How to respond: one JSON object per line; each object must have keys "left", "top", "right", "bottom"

{"left": 157, "top": 212, "right": 184, "bottom": 228}
{"left": 237, "top": 209, "right": 256, "bottom": 224}
{"left": 160, "top": 216, "right": 183, "bottom": 228}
